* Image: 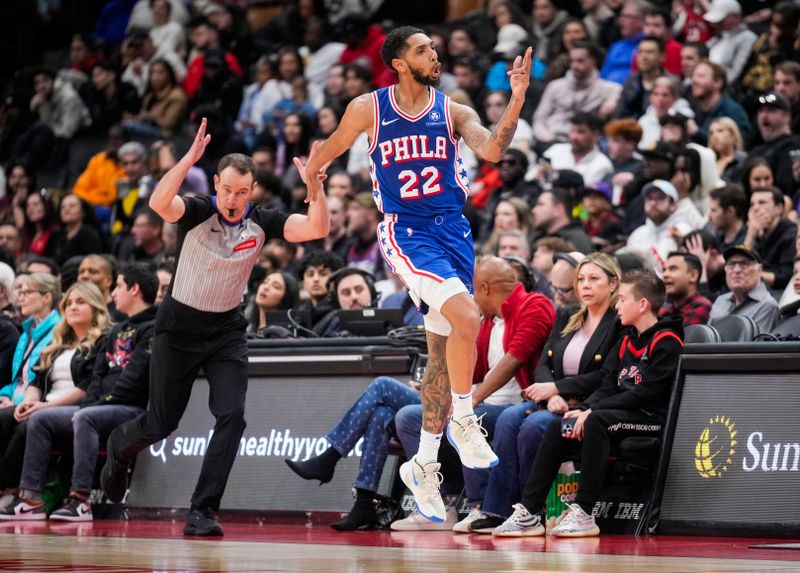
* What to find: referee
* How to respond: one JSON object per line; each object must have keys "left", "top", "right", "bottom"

{"left": 101, "top": 119, "right": 329, "bottom": 536}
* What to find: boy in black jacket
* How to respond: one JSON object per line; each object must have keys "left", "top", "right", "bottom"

{"left": 0, "top": 264, "right": 158, "bottom": 522}
{"left": 492, "top": 269, "right": 683, "bottom": 537}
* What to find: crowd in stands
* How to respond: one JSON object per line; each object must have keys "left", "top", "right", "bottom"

{"left": 0, "top": 0, "right": 799, "bottom": 531}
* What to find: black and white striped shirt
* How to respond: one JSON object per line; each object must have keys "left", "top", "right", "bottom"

{"left": 158, "top": 196, "right": 288, "bottom": 335}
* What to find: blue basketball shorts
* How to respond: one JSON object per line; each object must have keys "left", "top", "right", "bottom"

{"left": 377, "top": 211, "right": 474, "bottom": 336}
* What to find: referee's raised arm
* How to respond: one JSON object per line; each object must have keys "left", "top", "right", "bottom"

{"left": 150, "top": 118, "right": 211, "bottom": 223}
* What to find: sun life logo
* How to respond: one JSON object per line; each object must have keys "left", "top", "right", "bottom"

{"left": 695, "top": 415, "right": 737, "bottom": 479}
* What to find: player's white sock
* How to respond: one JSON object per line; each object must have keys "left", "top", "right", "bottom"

{"left": 416, "top": 430, "right": 442, "bottom": 465}
{"left": 451, "top": 390, "right": 474, "bottom": 420}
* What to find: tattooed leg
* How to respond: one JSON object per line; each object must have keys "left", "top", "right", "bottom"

{"left": 420, "top": 331, "right": 452, "bottom": 434}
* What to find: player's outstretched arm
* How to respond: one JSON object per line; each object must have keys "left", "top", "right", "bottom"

{"left": 450, "top": 46, "right": 532, "bottom": 163}
{"left": 301, "top": 94, "right": 373, "bottom": 204}
{"left": 149, "top": 118, "right": 210, "bottom": 222}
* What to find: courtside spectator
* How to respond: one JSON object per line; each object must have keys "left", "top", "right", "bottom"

{"left": 743, "top": 187, "right": 797, "bottom": 290}
{"left": 709, "top": 245, "right": 779, "bottom": 331}
{"left": 659, "top": 252, "right": 712, "bottom": 325}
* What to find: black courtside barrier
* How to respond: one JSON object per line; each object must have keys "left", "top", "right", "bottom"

{"left": 649, "top": 342, "right": 800, "bottom": 537}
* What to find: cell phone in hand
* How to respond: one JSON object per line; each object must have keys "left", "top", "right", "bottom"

{"left": 561, "top": 417, "right": 577, "bottom": 435}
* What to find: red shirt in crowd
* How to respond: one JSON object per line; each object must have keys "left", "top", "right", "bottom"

{"left": 473, "top": 283, "right": 556, "bottom": 390}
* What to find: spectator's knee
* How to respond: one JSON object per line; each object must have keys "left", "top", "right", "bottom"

{"left": 395, "top": 405, "right": 420, "bottom": 434}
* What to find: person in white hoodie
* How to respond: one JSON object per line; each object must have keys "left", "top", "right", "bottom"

{"left": 533, "top": 42, "right": 621, "bottom": 145}
{"left": 625, "top": 180, "right": 693, "bottom": 270}
{"left": 638, "top": 76, "right": 694, "bottom": 149}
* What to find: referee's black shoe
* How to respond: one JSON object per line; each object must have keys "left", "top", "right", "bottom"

{"left": 184, "top": 507, "right": 224, "bottom": 536}
{"left": 100, "top": 445, "right": 130, "bottom": 503}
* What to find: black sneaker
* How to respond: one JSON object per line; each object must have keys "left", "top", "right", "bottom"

{"left": 50, "top": 495, "right": 93, "bottom": 522}
{"left": 469, "top": 514, "right": 506, "bottom": 534}
{"left": 100, "top": 444, "right": 130, "bottom": 503}
{"left": 183, "top": 508, "right": 224, "bottom": 536}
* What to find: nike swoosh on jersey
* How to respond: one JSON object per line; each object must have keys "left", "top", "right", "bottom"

{"left": 463, "top": 229, "right": 471, "bottom": 238}
{"left": 381, "top": 118, "right": 400, "bottom": 126}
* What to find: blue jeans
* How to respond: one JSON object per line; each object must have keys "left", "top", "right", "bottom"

{"left": 394, "top": 402, "right": 509, "bottom": 505}
{"left": 19, "top": 404, "right": 143, "bottom": 494}
{"left": 480, "top": 401, "right": 560, "bottom": 517}
{"left": 326, "top": 376, "right": 420, "bottom": 493}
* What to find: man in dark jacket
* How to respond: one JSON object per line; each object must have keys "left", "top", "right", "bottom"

{"left": 492, "top": 269, "right": 683, "bottom": 537}
{"left": 0, "top": 263, "right": 158, "bottom": 522}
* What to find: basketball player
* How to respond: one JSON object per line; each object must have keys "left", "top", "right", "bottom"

{"left": 100, "top": 120, "right": 329, "bottom": 536}
{"left": 296, "top": 27, "right": 533, "bottom": 522}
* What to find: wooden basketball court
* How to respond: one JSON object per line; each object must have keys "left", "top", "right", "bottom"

{"left": 1, "top": 519, "right": 799, "bottom": 572}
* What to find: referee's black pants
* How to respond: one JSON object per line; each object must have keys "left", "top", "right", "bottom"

{"left": 520, "top": 409, "right": 664, "bottom": 515}
{"left": 109, "top": 328, "right": 248, "bottom": 512}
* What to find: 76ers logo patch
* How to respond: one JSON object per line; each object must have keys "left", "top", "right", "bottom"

{"left": 234, "top": 238, "right": 257, "bottom": 252}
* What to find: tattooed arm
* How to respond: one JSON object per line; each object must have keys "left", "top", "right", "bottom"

{"left": 449, "top": 46, "right": 532, "bottom": 163}
{"left": 420, "top": 332, "right": 452, "bottom": 434}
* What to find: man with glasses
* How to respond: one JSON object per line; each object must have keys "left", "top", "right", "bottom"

{"left": 549, "top": 251, "right": 582, "bottom": 308}
{"left": 709, "top": 245, "right": 779, "bottom": 331}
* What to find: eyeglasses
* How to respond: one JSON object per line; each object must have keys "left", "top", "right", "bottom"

{"left": 548, "top": 283, "right": 574, "bottom": 296}
{"left": 725, "top": 260, "right": 756, "bottom": 270}
{"left": 17, "top": 289, "right": 44, "bottom": 298}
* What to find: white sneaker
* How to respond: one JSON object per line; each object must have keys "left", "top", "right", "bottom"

{"left": 492, "top": 503, "right": 545, "bottom": 537}
{"left": 390, "top": 507, "right": 457, "bottom": 531}
{"left": 399, "top": 457, "right": 446, "bottom": 522}
{"left": 447, "top": 414, "right": 499, "bottom": 469}
{"left": 550, "top": 503, "right": 600, "bottom": 537}
{"left": 452, "top": 506, "right": 487, "bottom": 533}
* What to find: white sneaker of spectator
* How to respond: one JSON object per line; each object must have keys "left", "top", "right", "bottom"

{"left": 447, "top": 413, "right": 499, "bottom": 469}
{"left": 550, "top": 503, "right": 600, "bottom": 537}
{"left": 390, "top": 506, "right": 457, "bottom": 531}
{"left": 492, "top": 503, "right": 545, "bottom": 537}
{"left": 452, "top": 506, "right": 487, "bottom": 533}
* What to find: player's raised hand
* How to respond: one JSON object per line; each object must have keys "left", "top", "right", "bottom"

{"left": 507, "top": 46, "right": 532, "bottom": 98}
{"left": 185, "top": 118, "right": 211, "bottom": 165}
{"left": 294, "top": 141, "right": 331, "bottom": 204}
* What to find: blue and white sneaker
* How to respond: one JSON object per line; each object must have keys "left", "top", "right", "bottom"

{"left": 399, "top": 456, "right": 446, "bottom": 523}
{"left": 447, "top": 413, "right": 499, "bottom": 469}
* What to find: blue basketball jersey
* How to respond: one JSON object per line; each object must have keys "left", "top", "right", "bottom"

{"left": 367, "top": 86, "right": 470, "bottom": 217}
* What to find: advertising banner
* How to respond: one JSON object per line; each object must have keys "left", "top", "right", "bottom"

{"left": 659, "top": 372, "right": 800, "bottom": 533}
{"left": 127, "top": 375, "right": 393, "bottom": 512}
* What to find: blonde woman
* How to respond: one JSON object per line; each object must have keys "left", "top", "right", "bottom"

{"left": 0, "top": 282, "right": 110, "bottom": 521}
{"left": 468, "top": 253, "right": 626, "bottom": 532}
{"left": 708, "top": 117, "right": 747, "bottom": 182}
{"left": 0, "top": 281, "right": 108, "bottom": 507}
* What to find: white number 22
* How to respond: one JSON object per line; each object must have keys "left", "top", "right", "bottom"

{"left": 398, "top": 167, "right": 442, "bottom": 200}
